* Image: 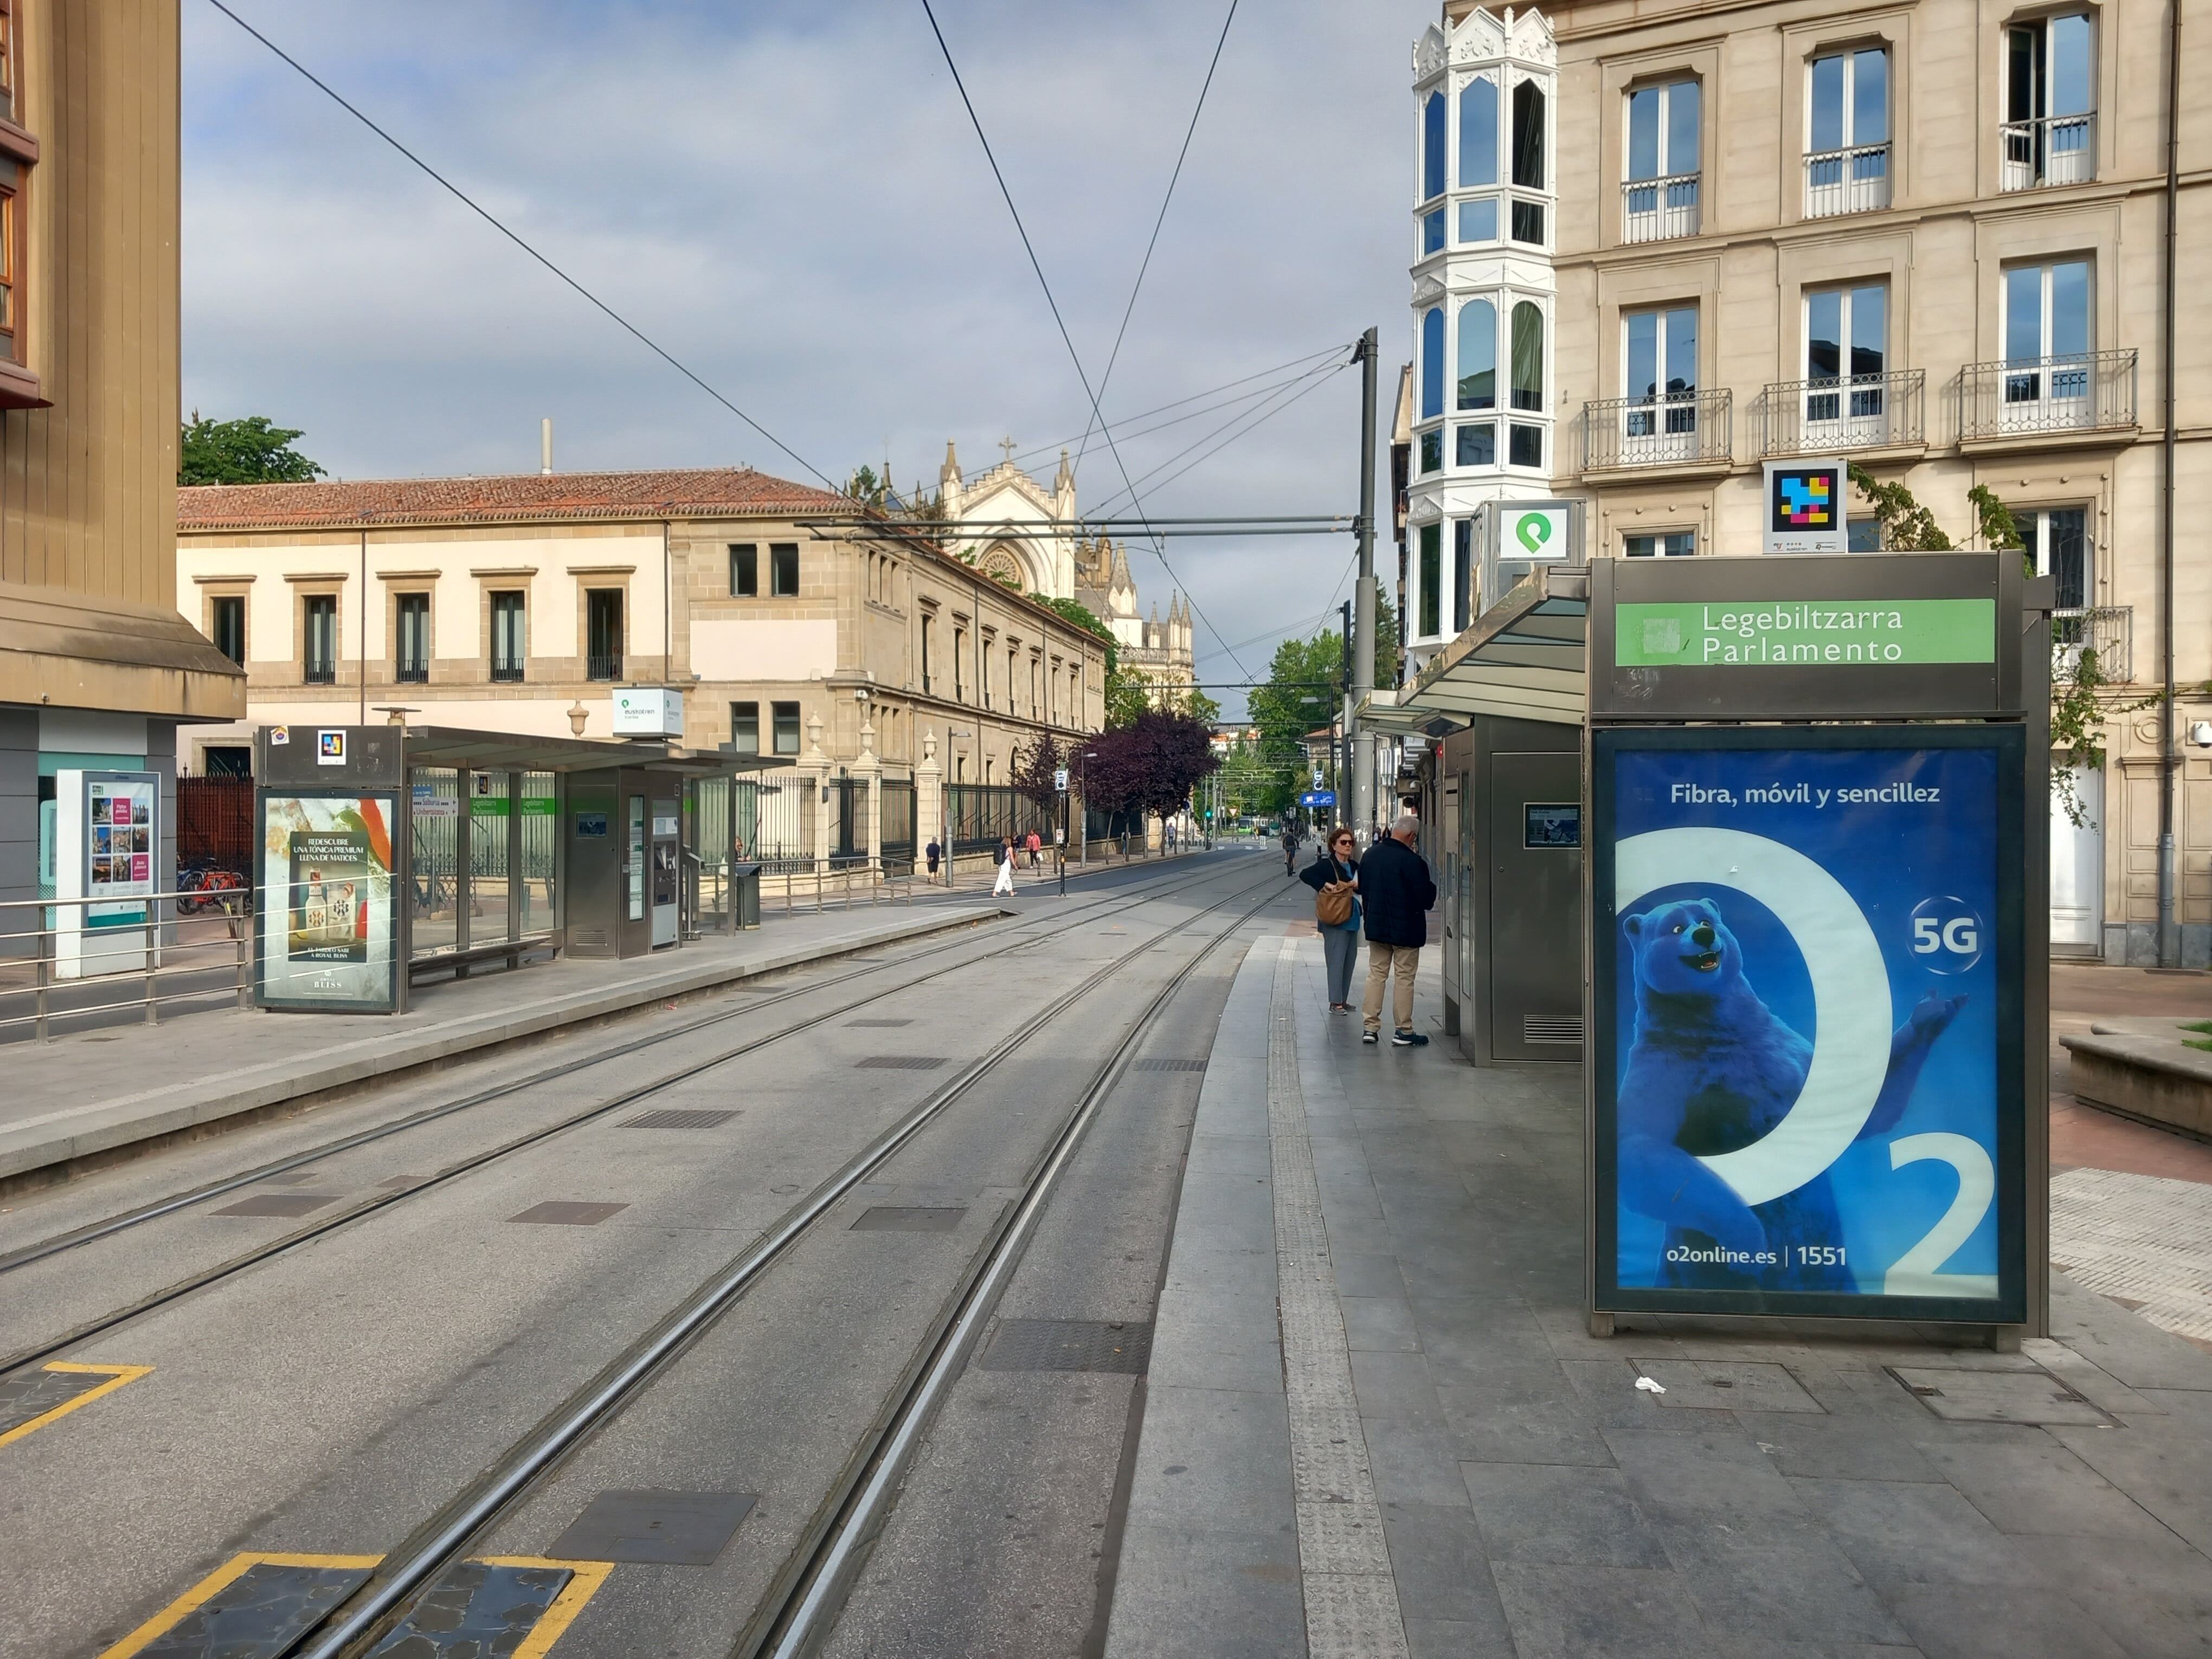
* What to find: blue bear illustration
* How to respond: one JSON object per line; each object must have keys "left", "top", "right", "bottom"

{"left": 1618, "top": 897, "right": 1965, "bottom": 1293}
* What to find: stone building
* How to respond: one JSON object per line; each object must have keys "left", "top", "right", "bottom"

{"left": 937, "top": 440, "right": 1198, "bottom": 709}
{"left": 0, "top": 3, "right": 243, "bottom": 910}
{"left": 173, "top": 467, "right": 1109, "bottom": 864}
{"left": 1405, "top": 0, "right": 2208, "bottom": 963}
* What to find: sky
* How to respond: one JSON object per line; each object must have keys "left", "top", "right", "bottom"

{"left": 182, "top": 0, "right": 1444, "bottom": 718}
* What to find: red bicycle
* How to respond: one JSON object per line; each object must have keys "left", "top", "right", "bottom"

{"left": 176, "top": 861, "right": 248, "bottom": 915}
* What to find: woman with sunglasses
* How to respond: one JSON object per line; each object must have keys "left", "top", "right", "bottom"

{"left": 1300, "top": 827, "right": 1363, "bottom": 1013}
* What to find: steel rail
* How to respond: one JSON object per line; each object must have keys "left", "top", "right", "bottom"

{"left": 285, "top": 863, "right": 1288, "bottom": 1659}
{"left": 746, "top": 871, "right": 1276, "bottom": 1659}
{"left": 0, "top": 856, "right": 1231, "bottom": 1281}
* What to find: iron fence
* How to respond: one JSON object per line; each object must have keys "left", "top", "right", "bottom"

{"left": 177, "top": 775, "right": 254, "bottom": 876}
{"left": 1803, "top": 143, "right": 1890, "bottom": 217}
{"left": 2053, "top": 606, "right": 2132, "bottom": 685}
{"left": 1756, "top": 369, "right": 1924, "bottom": 455}
{"left": 881, "top": 779, "right": 916, "bottom": 864}
{"left": 1621, "top": 173, "right": 1699, "bottom": 243}
{"left": 2001, "top": 113, "right": 2095, "bottom": 191}
{"left": 1957, "top": 349, "right": 2136, "bottom": 442}
{"left": 946, "top": 785, "right": 1051, "bottom": 854}
{"left": 1579, "top": 388, "right": 1732, "bottom": 472}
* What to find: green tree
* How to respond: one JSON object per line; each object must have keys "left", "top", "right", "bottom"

{"left": 1847, "top": 464, "right": 2145, "bottom": 827}
{"left": 179, "top": 414, "right": 325, "bottom": 485}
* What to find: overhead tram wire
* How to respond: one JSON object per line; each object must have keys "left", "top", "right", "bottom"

{"left": 917, "top": 0, "right": 1252, "bottom": 681}
{"left": 201, "top": 0, "right": 837, "bottom": 493}
{"left": 1070, "top": 0, "right": 1240, "bottom": 477}
{"left": 962, "top": 342, "right": 1349, "bottom": 483}
{"left": 1083, "top": 355, "right": 1350, "bottom": 520}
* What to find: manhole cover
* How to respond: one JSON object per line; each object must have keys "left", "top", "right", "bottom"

{"left": 622, "top": 1109, "right": 738, "bottom": 1130}
{"left": 209, "top": 1193, "right": 340, "bottom": 1220}
{"left": 508, "top": 1201, "right": 629, "bottom": 1226}
{"left": 854, "top": 1056, "right": 948, "bottom": 1070}
{"left": 980, "top": 1319, "right": 1153, "bottom": 1374}
{"left": 1888, "top": 1366, "right": 2114, "bottom": 1425}
{"left": 548, "top": 1489, "right": 757, "bottom": 1565}
{"left": 850, "top": 1206, "right": 966, "bottom": 1232}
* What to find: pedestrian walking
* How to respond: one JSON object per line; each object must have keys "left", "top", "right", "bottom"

{"left": 993, "top": 835, "right": 1017, "bottom": 897}
{"left": 1356, "top": 813, "right": 1436, "bottom": 1047}
{"left": 1281, "top": 823, "right": 1301, "bottom": 877}
{"left": 1026, "top": 829, "right": 1041, "bottom": 869}
{"left": 925, "top": 838, "right": 942, "bottom": 881}
{"left": 1166, "top": 822, "right": 1177, "bottom": 853}
{"left": 1301, "top": 827, "right": 1363, "bottom": 1013}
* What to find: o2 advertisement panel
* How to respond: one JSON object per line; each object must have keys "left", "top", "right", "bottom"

{"left": 1593, "top": 729, "right": 2022, "bottom": 1320}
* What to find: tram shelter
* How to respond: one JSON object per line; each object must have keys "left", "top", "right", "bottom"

{"left": 253, "top": 723, "right": 787, "bottom": 1015}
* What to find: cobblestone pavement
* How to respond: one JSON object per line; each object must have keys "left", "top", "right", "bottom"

{"left": 2052, "top": 1167, "right": 2212, "bottom": 1345}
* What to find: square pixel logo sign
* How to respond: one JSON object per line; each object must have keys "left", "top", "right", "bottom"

{"left": 1771, "top": 468, "right": 1836, "bottom": 532}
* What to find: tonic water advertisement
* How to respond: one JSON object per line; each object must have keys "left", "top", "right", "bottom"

{"left": 259, "top": 794, "right": 397, "bottom": 1011}
{"left": 1596, "top": 731, "right": 2021, "bottom": 1319}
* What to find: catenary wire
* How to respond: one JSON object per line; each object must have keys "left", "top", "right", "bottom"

{"left": 917, "top": 0, "right": 1251, "bottom": 681}
{"left": 1070, "top": 0, "right": 1240, "bottom": 477}
{"left": 1084, "top": 357, "right": 1348, "bottom": 519}
{"left": 200, "top": 0, "right": 839, "bottom": 492}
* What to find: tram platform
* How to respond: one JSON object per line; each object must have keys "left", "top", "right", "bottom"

{"left": 0, "top": 902, "right": 1008, "bottom": 1191}
{"left": 1105, "top": 932, "right": 2212, "bottom": 1659}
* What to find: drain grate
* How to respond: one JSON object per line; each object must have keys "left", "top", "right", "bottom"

{"left": 979, "top": 1319, "right": 1153, "bottom": 1374}
{"left": 623, "top": 1109, "right": 738, "bottom": 1130}
{"left": 851, "top": 1206, "right": 966, "bottom": 1232}
{"left": 210, "top": 1193, "right": 341, "bottom": 1219}
{"left": 854, "top": 1055, "right": 948, "bottom": 1070}
{"left": 846, "top": 1018, "right": 914, "bottom": 1028}
{"left": 1522, "top": 1016, "right": 1584, "bottom": 1045}
{"left": 548, "top": 1489, "right": 757, "bottom": 1565}
{"left": 1133, "top": 1058, "right": 1207, "bottom": 1072}
{"left": 509, "top": 1201, "right": 629, "bottom": 1226}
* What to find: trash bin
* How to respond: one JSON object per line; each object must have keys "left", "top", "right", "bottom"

{"left": 729, "top": 861, "right": 763, "bottom": 930}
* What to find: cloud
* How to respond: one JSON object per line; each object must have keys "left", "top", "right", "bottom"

{"left": 184, "top": 0, "right": 1442, "bottom": 710}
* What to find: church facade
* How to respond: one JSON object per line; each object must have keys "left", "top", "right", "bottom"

{"left": 936, "top": 441, "right": 1197, "bottom": 709}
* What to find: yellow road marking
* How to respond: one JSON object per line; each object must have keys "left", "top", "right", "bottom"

{"left": 98, "top": 1549, "right": 615, "bottom": 1659}
{"left": 0, "top": 1361, "right": 154, "bottom": 1451}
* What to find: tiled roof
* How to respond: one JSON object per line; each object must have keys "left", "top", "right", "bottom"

{"left": 178, "top": 467, "right": 852, "bottom": 531}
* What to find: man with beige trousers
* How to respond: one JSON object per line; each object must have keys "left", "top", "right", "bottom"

{"left": 1354, "top": 814, "right": 1437, "bottom": 1047}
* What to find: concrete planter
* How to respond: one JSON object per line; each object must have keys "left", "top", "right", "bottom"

{"left": 2062, "top": 1030, "right": 2212, "bottom": 1142}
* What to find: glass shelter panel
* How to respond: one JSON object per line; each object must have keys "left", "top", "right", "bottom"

{"left": 411, "top": 767, "right": 460, "bottom": 956}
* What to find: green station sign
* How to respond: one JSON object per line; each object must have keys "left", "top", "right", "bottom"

{"left": 1615, "top": 599, "right": 1997, "bottom": 668}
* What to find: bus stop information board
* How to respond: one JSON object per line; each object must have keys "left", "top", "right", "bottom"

{"left": 1586, "top": 554, "right": 2036, "bottom": 1330}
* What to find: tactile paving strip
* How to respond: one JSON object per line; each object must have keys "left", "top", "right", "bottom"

{"left": 2049, "top": 1166, "right": 2212, "bottom": 1342}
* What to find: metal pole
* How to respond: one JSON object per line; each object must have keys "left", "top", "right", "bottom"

{"left": 2156, "top": 0, "right": 2182, "bottom": 967}
{"left": 1349, "top": 326, "right": 1379, "bottom": 846}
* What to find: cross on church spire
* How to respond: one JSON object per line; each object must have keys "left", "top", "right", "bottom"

{"left": 999, "top": 435, "right": 1018, "bottom": 464}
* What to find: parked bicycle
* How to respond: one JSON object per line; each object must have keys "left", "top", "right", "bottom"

{"left": 175, "top": 859, "right": 249, "bottom": 915}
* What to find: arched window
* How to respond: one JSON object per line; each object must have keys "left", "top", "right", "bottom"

{"left": 1510, "top": 302, "right": 1544, "bottom": 411}
{"left": 1512, "top": 81, "right": 1546, "bottom": 189}
{"left": 1459, "top": 78, "right": 1498, "bottom": 186}
{"left": 1422, "top": 92, "right": 1446, "bottom": 201}
{"left": 1420, "top": 306, "right": 1445, "bottom": 419}
{"left": 1456, "top": 299, "right": 1496, "bottom": 410}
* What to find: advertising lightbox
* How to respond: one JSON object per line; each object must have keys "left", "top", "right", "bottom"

{"left": 1590, "top": 725, "right": 2025, "bottom": 1323}
{"left": 256, "top": 791, "right": 401, "bottom": 1013}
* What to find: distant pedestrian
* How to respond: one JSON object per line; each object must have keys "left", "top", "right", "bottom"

{"left": 1357, "top": 814, "right": 1436, "bottom": 1047}
{"left": 925, "top": 838, "right": 942, "bottom": 881}
{"left": 1026, "top": 829, "right": 1041, "bottom": 869}
{"left": 1166, "top": 822, "right": 1177, "bottom": 853}
{"left": 1282, "top": 823, "right": 1301, "bottom": 877}
{"left": 1301, "top": 827, "right": 1362, "bottom": 1013}
{"left": 993, "top": 836, "right": 1017, "bottom": 897}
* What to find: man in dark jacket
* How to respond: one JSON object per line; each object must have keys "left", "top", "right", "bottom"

{"left": 1356, "top": 813, "right": 1437, "bottom": 1046}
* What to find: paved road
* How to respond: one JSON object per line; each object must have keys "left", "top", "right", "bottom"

{"left": 0, "top": 847, "right": 1296, "bottom": 1658}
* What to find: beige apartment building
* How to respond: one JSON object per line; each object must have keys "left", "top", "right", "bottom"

{"left": 1526, "top": 0, "right": 2207, "bottom": 963}
{"left": 0, "top": 3, "right": 244, "bottom": 914}
{"left": 175, "top": 468, "right": 1109, "bottom": 853}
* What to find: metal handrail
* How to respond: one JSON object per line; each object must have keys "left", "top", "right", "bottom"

{"left": 1802, "top": 142, "right": 1891, "bottom": 217}
{"left": 0, "top": 885, "right": 255, "bottom": 1041}
{"left": 1621, "top": 172, "right": 1699, "bottom": 243}
{"left": 1756, "top": 368, "right": 1925, "bottom": 455}
{"left": 1579, "top": 387, "right": 1732, "bottom": 471}
{"left": 2001, "top": 112, "right": 2095, "bottom": 191}
{"left": 1957, "top": 349, "right": 2137, "bottom": 441}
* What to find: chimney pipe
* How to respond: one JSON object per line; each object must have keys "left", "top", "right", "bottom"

{"left": 540, "top": 417, "right": 554, "bottom": 476}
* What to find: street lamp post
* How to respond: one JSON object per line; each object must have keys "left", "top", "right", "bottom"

{"left": 944, "top": 727, "right": 973, "bottom": 890}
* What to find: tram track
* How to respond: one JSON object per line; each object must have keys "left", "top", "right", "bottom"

{"left": 0, "top": 855, "right": 1237, "bottom": 1293}
{"left": 279, "top": 861, "right": 1291, "bottom": 1659}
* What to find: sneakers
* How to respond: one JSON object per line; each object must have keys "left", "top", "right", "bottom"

{"left": 1392, "top": 1029, "right": 1429, "bottom": 1047}
{"left": 1360, "top": 1030, "right": 1379, "bottom": 1045}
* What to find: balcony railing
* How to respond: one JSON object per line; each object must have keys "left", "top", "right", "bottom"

{"left": 303, "top": 660, "right": 335, "bottom": 686}
{"left": 2001, "top": 113, "right": 2095, "bottom": 191}
{"left": 2053, "top": 606, "right": 2130, "bottom": 684}
{"left": 1958, "top": 349, "right": 2136, "bottom": 442}
{"left": 587, "top": 653, "right": 623, "bottom": 683}
{"left": 1803, "top": 142, "right": 1891, "bottom": 217}
{"left": 396, "top": 661, "right": 428, "bottom": 684}
{"left": 1580, "top": 388, "right": 1732, "bottom": 472}
{"left": 1622, "top": 173, "right": 1699, "bottom": 243}
{"left": 1756, "top": 369, "right": 1924, "bottom": 456}
{"left": 490, "top": 657, "right": 525, "bottom": 684}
